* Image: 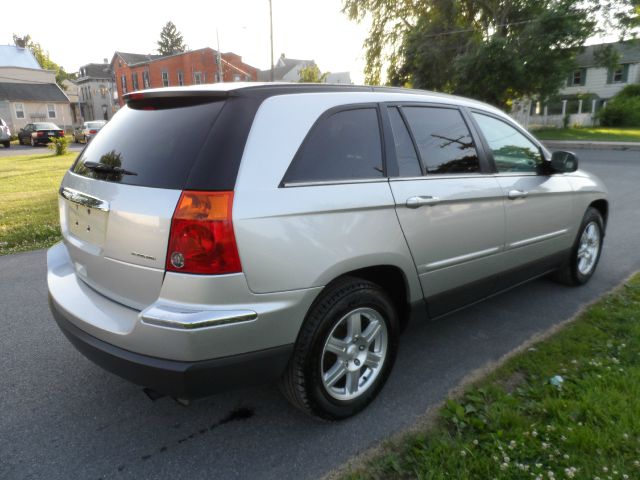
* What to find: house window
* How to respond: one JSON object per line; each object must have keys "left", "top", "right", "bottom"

{"left": 121, "top": 75, "right": 128, "bottom": 94}
{"left": 162, "top": 71, "right": 169, "bottom": 87}
{"left": 568, "top": 68, "right": 586, "bottom": 86}
{"left": 131, "top": 73, "right": 139, "bottom": 91}
{"left": 47, "top": 104, "right": 56, "bottom": 119}
{"left": 194, "top": 72, "right": 202, "bottom": 84}
{"left": 178, "top": 71, "right": 184, "bottom": 86}
{"left": 233, "top": 74, "right": 241, "bottom": 82}
{"left": 608, "top": 65, "right": 628, "bottom": 84}
{"left": 15, "top": 103, "right": 25, "bottom": 119}
{"left": 99, "top": 84, "right": 107, "bottom": 98}
{"left": 143, "top": 71, "right": 150, "bottom": 89}
{"left": 613, "top": 67, "right": 624, "bottom": 82}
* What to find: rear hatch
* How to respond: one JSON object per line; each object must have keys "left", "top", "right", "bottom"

{"left": 59, "top": 94, "right": 228, "bottom": 310}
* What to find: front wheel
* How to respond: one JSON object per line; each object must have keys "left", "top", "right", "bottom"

{"left": 554, "top": 207, "right": 604, "bottom": 286}
{"left": 280, "top": 276, "right": 399, "bottom": 420}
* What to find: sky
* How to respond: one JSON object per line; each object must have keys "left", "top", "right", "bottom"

{"left": 2, "top": 0, "right": 370, "bottom": 83}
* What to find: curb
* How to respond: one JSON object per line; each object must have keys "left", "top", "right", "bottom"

{"left": 542, "top": 140, "right": 640, "bottom": 151}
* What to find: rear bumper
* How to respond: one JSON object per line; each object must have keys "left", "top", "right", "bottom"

{"left": 50, "top": 294, "right": 293, "bottom": 398}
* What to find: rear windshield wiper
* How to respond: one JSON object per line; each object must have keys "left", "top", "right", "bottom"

{"left": 83, "top": 161, "right": 138, "bottom": 176}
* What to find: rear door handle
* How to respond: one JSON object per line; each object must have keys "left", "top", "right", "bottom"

{"left": 406, "top": 196, "right": 440, "bottom": 209}
{"left": 507, "top": 189, "right": 528, "bottom": 200}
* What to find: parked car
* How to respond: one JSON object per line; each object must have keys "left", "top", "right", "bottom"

{"left": 73, "top": 120, "right": 107, "bottom": 144}
{"left": 0, "top": 117, "right": 10, "bottom": 148}
{"left": 47, "top": 84, "right": 608, "bottom": 420}
{"left": 18, "top": 122, "right": 64, "bottom": 146}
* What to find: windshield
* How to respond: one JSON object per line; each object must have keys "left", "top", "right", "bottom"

{"left": 85, "top": 122, "right": 106, "bottom": 129}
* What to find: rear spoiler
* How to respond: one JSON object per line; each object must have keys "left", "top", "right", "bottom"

{"left": 123, "top": 89, "right": 229, "bottom": 109}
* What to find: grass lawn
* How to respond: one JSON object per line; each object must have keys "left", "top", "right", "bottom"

{"left": 342, "top": 274, "right": 640, "bottom": 480}
{"left": 0, "top": 151, "right": 76, "bottom": 255}
{"left": 533, "top": 127, "right": 640, "bottom": 142}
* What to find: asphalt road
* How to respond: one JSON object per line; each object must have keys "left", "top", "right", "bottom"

{"left": 1, "top": 148, "right": 639, "bottom": 480}
{"left": 0, "top": 143, "right": 83, "bottom": 158}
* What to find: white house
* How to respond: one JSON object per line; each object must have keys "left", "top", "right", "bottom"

{"left": 522, "top": 41, "right": 640, "bottom": 128}
{"left": 258, "top": 54, "right": 352, "bottom": 84}
{"left": 0, "top": 45, "right": 72, "bottom": 132}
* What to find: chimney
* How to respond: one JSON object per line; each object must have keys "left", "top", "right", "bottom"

{"left": 103, "top": 58, "right": 108, "bottom": 64}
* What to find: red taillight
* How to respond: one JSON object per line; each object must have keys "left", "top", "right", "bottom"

{"left": 166, "top": 191, "right": 241, "bottom": 275}
{"left": 89, "top": 129, "right": 97, "bottom": 134}
{"left": 37, "top": 131, "right": 44, "bottom": 137}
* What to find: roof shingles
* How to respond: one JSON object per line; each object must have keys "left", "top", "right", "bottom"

{"left": 0, "top": 83, "right": 68, "bottom": 102}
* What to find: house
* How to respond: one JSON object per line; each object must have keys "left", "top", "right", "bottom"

{"left": 258, "top": 54, "right": 315, "bottom": 82}
{"left": 258, "top": 54, "right": 352, "bottom": 84}
{"left": 61, "top": 79, "right": 82, "bottom": 126}
{"left": 522, "top": 40, "right": 640, "bottom": 128}
{"left": 0, "top": 45, "right": 72, "bottom": 132}
{"left": 76, "top": 61, "right": 117, "bottom": 121}
{"left": 111, "top": 48, "right": 258, "bottom": 106}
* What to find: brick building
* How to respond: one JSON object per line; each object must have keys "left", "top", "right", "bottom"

{"left": 111, "top": 48, "right": 258, "bottom": 106}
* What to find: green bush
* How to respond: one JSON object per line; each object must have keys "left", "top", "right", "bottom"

{"left": 598, "top": 85, "right": 640, "bottom": 127}
{"left": 48, "top": 136, "right": 68, "bottom": 156}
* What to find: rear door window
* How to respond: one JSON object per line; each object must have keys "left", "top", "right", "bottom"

{"left": 283, "top": 107, "right": 384, "bottom": 184}
{"left": 387, "top": 107, "right": 422, "bottom": 177}
{"left": 71, "top": 100, "right": 225, "bottom": 189}
{"left": 402, "top": 106, "right": 480, "bottom": 174}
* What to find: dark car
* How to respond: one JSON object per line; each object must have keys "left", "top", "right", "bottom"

{"left": 18, "top": 122, "right": 64, "bottom": 146}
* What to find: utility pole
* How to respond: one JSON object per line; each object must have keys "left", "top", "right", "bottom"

{"left": 217, "top": 29, "right": 223, "bottom": 82}
{"left": 269, "top": 0, "right": 274, "bottom": 82}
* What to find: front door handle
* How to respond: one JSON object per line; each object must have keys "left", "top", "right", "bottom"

{"left": 406, "top": 196, "right": 440, "bottom": 209}
{"left": 507, "top": 189, "right": 528, "bottom": 200}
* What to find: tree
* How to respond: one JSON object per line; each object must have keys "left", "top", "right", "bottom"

{"left": 343, "top": 0, "right": 640, "bottom": 108}
{"left": 12, "top": 34, "right": 74, "bottom": 88}
{"left": 298, "top": 64, "right": 329, "bottom": 83}
{"left": 157, "top": 21, "right": 187, "bottom": 56}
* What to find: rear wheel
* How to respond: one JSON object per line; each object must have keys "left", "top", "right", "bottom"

{"left": 554, "top": 207, "right": 604, "bottom": 286}
{"left": 2, "top": 141, "right": 8, "bottom": 148}
{"left": 280, "top": 276, "right": 399, "bottom": 420}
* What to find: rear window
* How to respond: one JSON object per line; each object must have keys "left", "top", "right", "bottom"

{"left": 71, "top": 100, "right": 225, "bottom": 189}
{"left": 86, "top": 122, "right": 106, "bottom": 129}
{"left": 35, "top": 123, "right": 60, "bottom": 130}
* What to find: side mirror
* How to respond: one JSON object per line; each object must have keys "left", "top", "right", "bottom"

{"left": 550, "top": 150, "right": 578, "bottom": 173}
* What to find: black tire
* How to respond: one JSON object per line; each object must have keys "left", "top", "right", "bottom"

{"left": 18, "top": 136, "right": 23, "bottom": 145}
{"left": 280, "top": 276, "right": 399, "bottom": 420}
{"left": 554, "top": 207, "right": 604, "bottom": 286}
{"left": 2, "top": 141, "right": 9, "bottom": 148}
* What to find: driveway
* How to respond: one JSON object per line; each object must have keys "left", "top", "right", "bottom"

{"left": 0, "top": 143, "right": 83, "bottom": 158}
{"left": 1, "top": 148, "right": 639, "bottom": 480}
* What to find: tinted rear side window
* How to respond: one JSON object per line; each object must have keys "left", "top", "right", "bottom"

{"left": 402, "top": 106, "right": 480, "bottom": 174}
{"left": 71, "top": 101, "right": 225, "bottom": 189}
{"left": 387, "top": 107, "right": 421, "bottom": 177}
{"left": 283, "top": 107, "right": 384, "bottom": 184}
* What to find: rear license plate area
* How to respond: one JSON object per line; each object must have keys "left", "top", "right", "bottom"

{"left": 67, "top": 201, "right": 108, "bottom": 246}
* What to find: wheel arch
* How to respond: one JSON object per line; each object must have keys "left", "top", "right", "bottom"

{"left": 589, "top": 199, "right": 608, "bottom": 231}
{"left": 319, "top": 264, "right": 421, "bottom": 332}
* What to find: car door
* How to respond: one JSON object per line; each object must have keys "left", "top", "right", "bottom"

{"left": 469, "top": 110, "right": 574, "bottom": 286}
{"left": 384, "top": 104, "right": 506, "bottom": 317}
{"left": 21, "top": 124, "right": 33, "bottom": 143}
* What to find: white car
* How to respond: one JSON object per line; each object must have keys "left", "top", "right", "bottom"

{"left": 0, "top": 117, "right": 10, "bottom": 148}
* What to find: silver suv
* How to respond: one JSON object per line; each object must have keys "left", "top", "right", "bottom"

{"left": 47, "top": 84, "right": 608, "bottom": 419}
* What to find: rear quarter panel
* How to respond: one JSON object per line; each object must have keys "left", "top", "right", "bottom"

{"left": 232, "top": 93, "right": 422, "bottom": 301}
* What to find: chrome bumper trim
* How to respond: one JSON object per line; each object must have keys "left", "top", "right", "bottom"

{"left": 140, "top": 305, "right": 257, "bottom": 330}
